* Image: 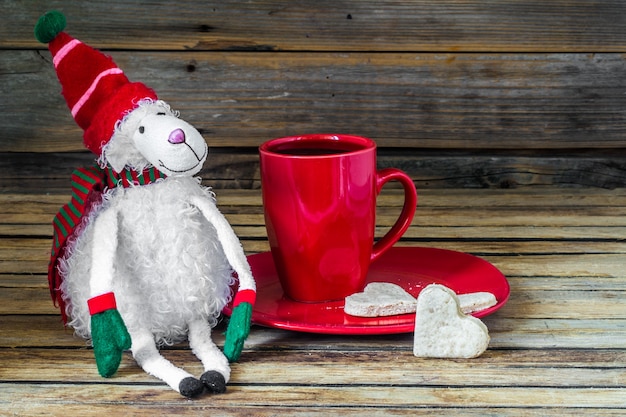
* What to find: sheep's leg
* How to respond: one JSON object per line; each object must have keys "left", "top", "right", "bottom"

{"left": 130, "top": 328, "right": 204, "bottom": 398}
{"left": 188, "top": 319, "right": 230, "bottom": 393}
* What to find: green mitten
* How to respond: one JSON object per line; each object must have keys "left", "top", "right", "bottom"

{"left": 223, "top": 301, "right": 253, "bottom": 362}
{"left": 88, "top": 293, "right": 131, "bottom": 377}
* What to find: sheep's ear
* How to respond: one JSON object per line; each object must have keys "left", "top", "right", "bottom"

{"left": 104, "top": 153, "right": 128, "bottom": 173}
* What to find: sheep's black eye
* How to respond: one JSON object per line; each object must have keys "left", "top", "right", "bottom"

{"left": 157, "top": 112, "right": 166, "bottom": 116}
{"left": 138, "top": 126, "right": 145, "bottom": 134}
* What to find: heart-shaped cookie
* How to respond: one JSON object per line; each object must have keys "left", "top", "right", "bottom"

{"left": 458, "top": 291, "right": 497, "bottom": 314}
{"left": 413, "top": 284, "right": 490, "bottom": 358}
{"left": 344, "top": 282, "right": 416, "bottom": 317}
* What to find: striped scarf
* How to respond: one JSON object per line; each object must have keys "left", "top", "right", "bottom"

{"left": 48, "top": 163, "right": 166, "bottom": 322}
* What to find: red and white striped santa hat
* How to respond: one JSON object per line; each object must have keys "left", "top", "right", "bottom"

{"left": 35, "top": 11, "right": 158, "bottom": 156}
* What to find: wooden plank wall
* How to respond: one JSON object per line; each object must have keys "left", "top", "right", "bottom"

{"left": 1, "top": 0, "right": 625, "bottom": 190}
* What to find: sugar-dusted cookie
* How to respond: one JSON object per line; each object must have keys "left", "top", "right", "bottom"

{"left": 344, "top": 282, "right": 416, "bottom": 317}
{"left": 413, "top": 284, "right": 490, "bottom": 358}
{"left": 458, "top": 291, "right": 497, "bottom": 314}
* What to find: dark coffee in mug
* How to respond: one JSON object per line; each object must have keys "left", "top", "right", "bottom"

{"left": 267, "top": 138, "right": 365, "bottom": 156}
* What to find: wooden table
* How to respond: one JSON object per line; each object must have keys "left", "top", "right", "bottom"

{"left": 1, "top": 187, "right": 625, "bottom": 415}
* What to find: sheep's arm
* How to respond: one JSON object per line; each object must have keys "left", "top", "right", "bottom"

{"left": 88, "top": 206, "right": 131, "bottom": 377}
{"left": 190, "top": 195, "right": 256, "bottom": 362}
{"left": 89, "top": 206, "right": 119, "bottom": 297}
{"left": 189, "top": 195, "right": 256, "bottom": 293}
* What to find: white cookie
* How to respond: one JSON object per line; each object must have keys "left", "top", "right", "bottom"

{"left": 344, "top": 282, "right": 416, "bottom": 317}
{"left": 458, "top": 292, "right": 497, "bottom": 314}
{"left": 413, "top": 284, "right": 490, "bottom": 359}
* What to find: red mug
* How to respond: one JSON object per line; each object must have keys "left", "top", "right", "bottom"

{"left": 259, "top": 134, "right": 418, "bottom": 303}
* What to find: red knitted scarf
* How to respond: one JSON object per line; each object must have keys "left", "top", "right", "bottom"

{"left": 48, "top": 163, "right": 166, "bottom": 323}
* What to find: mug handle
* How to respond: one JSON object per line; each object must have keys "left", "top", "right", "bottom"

{"left": 371, "top": 168, "right": 418, "bottom": 263}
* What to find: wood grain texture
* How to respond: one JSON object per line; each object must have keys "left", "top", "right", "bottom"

{"left": 2, "top": 1, "right": 626, "bottom": 414}
{"left": 1, "top": 383, "right": 625, "bottom": 410}
{"left": 3, "top": 51, "right": 625, "bottom": 153}
{"left": 4, "top": 1, "right": 625, "bottom": 190}
{"left": 2, "top": 348, "right": 626, "bottom": 387}
{"left": 5, "top": 1, "right": 626, "bottom": 52}
{"left": 6, "top": 400, "right": 624, "bottom": 417}
{"left": 3, "top": 149, "right": 626, "bottom": 190}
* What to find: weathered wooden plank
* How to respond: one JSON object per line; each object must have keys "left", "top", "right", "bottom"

{"left": 3, "top": 272, "right": 625, "bottom": 293}
{"left": 3, "top": 51, "right": 625, "bottom": 152}
{"left": 487, "top": 254, "right": 626, "bottom": 278}
{"left": 1, "top": 348, "right": 624, "bottom": 387}
{"left": 4, "top": 189, "right": 626, "bottom": 228}
{"left": 5, "top": 346, "right": 626, "bottom": 374}
{"left": 5, "top": 0, "right": 626, "bottom": 52}
{"left": 5, "top": 221, "right": 626, "bottom": 246}
{"left": 152, "top": 187, "right": 626, "bottom": 206}
{"left": 7, "top": 278, "right": 622, "bottom": 317}
{"left": 484, "top": 317, "right": 626, "bottom": 349}
{"left": 5, "top": 223, "right": 626, "bottom": 241}
{"left": 4, "top": 235, "right": 626, "bottom": 275}
{"left": 0, "top": 274, "right": 46, "bottom": 288}
{"left": 0, "top": 315, "right": 89, "bottom": 348}
{"left": 1, "top": 314, "right": 624, "bottom": 350}
{"left": 4, "top": 402, "right": 624, "bottom": 417}
{"left": 5, "top": 222, "right": 626, "bottom": 253}
{"left": 3, "top": 284, "right": 624, "bottom": 320}
{"left": 4, "top": 236, "right": 626, "bottom": 260}
{"left": 1, "top": 383, "right": 624, "bottom": 409}
{"left": 498, "top": 290, "right": 626, "bottom": 319}
{"left": 5, "top": 205, "right": 626, "bottom": 231}
{"left": 507, "top": 276, "right": 626, "bottom": 292}
{"left": 3, "top": 150, "right": 626, "bottom": 190}
{"left": 4, "top": 188, "right": 626, "bottom": 211}
{"left": 4, "top": 207, "right": 626, "bottom": 229}
{"left": 0, "top": 240, "right": 273, "bottom": 274}
{"left": 10, "top": 249, "right": 626, "bottom": 277}
{"left": 5, "top": 188, "right": 626, "bottom": 215}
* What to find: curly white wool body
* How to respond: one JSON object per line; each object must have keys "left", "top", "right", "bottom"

{"left": 59, "top": 177, "right": 234, "bottom": 346}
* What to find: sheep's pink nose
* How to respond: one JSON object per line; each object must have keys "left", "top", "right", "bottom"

{"left": 168, "top": 128, "right": 186, "bottom": 144}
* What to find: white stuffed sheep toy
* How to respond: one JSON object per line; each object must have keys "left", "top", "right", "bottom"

{"left": 36, "top": 11, "right": 256, "bottom": 398}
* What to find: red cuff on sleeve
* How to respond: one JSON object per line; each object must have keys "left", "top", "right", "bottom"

{"left": 233, "top": 289, "right": 256, "bottom": 307}
{"left": 88, "top": 292, "right": 117, "bottom": 315}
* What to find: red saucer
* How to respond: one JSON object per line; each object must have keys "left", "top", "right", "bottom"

{"left": 223, "top": 246, "right": 509, "bottom": 335}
